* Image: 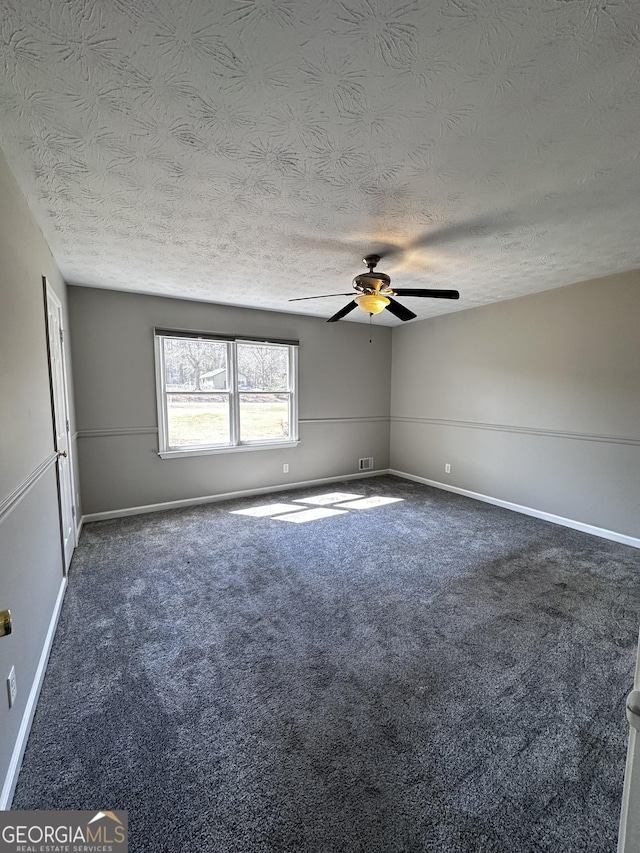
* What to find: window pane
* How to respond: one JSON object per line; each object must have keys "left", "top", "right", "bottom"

{"left": 167, "top": 394, "right": 230, "bottom": 447}
{"left": 163, "top": 339, "right": 228, "bottom": 391}
{"left": 239, "top": 394, "right": 290, "bottom": 442}
{"left": 237, "top": 343, "right": 288, "bottom": 391}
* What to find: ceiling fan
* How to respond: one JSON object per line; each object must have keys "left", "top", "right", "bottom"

{"left": 289, "top": 254, "right": 459, "bottom": 322}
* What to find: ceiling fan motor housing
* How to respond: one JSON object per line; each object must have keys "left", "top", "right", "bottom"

{"left": 354, "top": 255, "right": 392, "bottom": 293}
{"left": 353, "top": 271, "right": 392, "bottom": 293}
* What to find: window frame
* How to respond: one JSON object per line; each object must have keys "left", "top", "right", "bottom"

{"left": 154, "top": 331, "right": 299, "bottom": 459}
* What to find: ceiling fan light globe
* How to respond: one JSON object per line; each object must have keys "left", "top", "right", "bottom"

{"left": 355, "top": 293, "right": 390, "bottom": 315}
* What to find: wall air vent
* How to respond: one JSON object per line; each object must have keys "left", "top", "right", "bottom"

{"left": 358, "top": 457, "right": 374, "bottom": 471}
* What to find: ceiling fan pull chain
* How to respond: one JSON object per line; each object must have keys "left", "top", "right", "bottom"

{"left": 369, "top": 312, "right": 373, "bottom": 344}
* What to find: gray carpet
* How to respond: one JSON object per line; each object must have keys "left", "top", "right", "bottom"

{"left": 12, "top": 475, "right": 640, "bottom": 852}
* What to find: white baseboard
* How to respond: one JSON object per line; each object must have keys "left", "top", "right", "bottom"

{"left": 1, "top": 576, "right": 67, "bottom": 809}
{"left": 80, "top": 467, "right": 639, "bottom": 549}
{"left": 389, "top": 469, "right": 640, "bottom": 550}
{"left": 81, "top": 469, "right": 389, "bottom": 524}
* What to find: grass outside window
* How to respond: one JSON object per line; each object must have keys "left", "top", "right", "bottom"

{"left": 166, "top": 398, "right": 291, "bottom": 447}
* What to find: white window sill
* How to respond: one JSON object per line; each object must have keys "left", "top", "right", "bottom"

{"left": 158, "top": 440, "right": 300, "bottom": 459}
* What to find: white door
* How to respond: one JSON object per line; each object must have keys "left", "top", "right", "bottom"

{"left": 45, "top": 279, "right": 76, "bottom": 572}
{"left": 618, "top": 630, "right": 640, "bottom": 853}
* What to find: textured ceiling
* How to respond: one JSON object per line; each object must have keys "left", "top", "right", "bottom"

{"left": 1, "top": 0, "right": 639, "bottom": 324}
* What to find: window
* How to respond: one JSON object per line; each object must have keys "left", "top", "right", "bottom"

{"left": 155, "top": 330, "right": 298, "bottom": 457}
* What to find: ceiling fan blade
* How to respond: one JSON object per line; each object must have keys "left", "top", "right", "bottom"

{"left": 289, "top": 233, "right": 404, "bottom": 261}
{"left": 392, "top": 288, "right": 460, "bottom": 299}
{"left": 367, "top": 243, "right": 404, "bottom": 262}
{"left": 287, "top": 213, "right": 514, "bottom": 272}
{"left": 327, "top": 301, "right": 357, "bottom": 322}
{"left": 408, "top": 213, "right": 515, "bottom": 251}
{"left": 384, "top": 298, "right": 416, "bottom": 322}
{"left": 289, "top": 293, "right": 354, "bottom": 302}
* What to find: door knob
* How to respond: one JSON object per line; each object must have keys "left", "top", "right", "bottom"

{"left": 58, "top": 450, "right": 68, "bottom": 458}
{"left": 0, "top": 610, "right": 11, "bottom": 637}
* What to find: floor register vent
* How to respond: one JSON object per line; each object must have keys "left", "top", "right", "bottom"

{"left": 358, "top": 457, "right": 374, "bottom": 471}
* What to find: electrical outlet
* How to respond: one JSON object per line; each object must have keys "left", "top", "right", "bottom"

{"left": 282, "top": 463, "right": 289, "bottom": 473}
{"left": 7, "top": 666, "right": 17, "bottom": 708}
{"left": 445, "top": 463, "right": 451, "bottom": 474}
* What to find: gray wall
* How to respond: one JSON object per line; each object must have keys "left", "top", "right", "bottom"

{"left": 68, "top": 286, "right": 391, "bottom": 515}
{"left": 390, "top": 271, "right": 640, "bottom": 539}
{"left": 0, "top": 150, "right": 75, "bottom": 799}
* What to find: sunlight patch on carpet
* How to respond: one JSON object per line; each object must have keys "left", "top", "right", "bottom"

{"left": 231, "top": 493, "right": 405, "bottom": 523}
{"left": 293, "top": 492, "right": 363, "bottom": 505}
{"left": 335, "top": 496, "right": 404, "bottom": 509}
{"left": 230, "top": 503, "right": 301, "bottom": 517}
{"left": 272, "top": 507, "right": 349, "bottom": 523}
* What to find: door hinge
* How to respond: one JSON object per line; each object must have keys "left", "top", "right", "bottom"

{"left": 66, "top": 418, "right": 70, "bottom": 433}
{"left": 72, "top": 505, "right": 76, "bottom": 518}
{"left": 59, "top": 328, "right": 64, "bottom": 344}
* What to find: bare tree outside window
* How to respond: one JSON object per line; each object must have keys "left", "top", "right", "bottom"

{"left": 237, "top": 343, "right": 288, "bottom": 390}
{"left": 163, "top": 339, "right": 227, "bottom": 391}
